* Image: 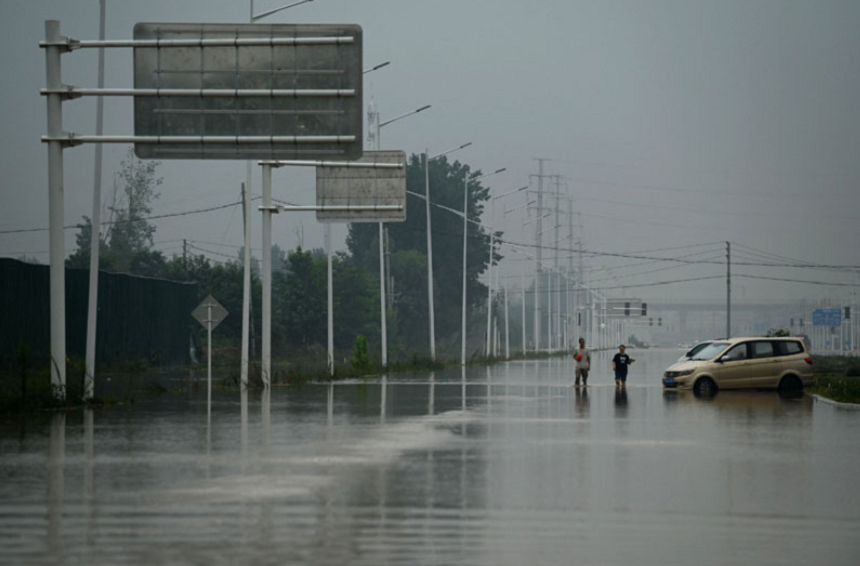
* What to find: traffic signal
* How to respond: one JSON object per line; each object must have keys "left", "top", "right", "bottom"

{"left": 624, "top": 302, "right": 630, "bottom": 316}
{"left": 846, "top": 307, "right": 851, "bottom": 320}
{"left": 641, "top": 303, "right": 647, "bottom": 316}
{"left": 658, "top": 317, "right": 662, "bottom": 327}
{"left": 578, "top": 312, "right": 582, "bottom": 326}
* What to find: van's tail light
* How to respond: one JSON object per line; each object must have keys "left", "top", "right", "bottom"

{"left": 804, "top": 357, "right": 813, "bottom": 365}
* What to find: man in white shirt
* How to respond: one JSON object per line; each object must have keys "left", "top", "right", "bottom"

{"left": 573, "top": 337, "right": 591, "bottom": 387}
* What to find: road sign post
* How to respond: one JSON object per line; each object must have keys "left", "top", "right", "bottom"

{"left": 192, "top": 295, "right": 228, "bottom": 414}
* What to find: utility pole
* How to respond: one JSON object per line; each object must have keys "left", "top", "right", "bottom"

{"left": 183, "top": 239, "right": 188, "bottom": 276}
{"left": 726, "top": 241, "right": 731, "bottom": 339}
{"left": 533, "top": 158, "right": 548, "bottom": 351}
{"left": 553, "top": 175, "right": 561, "bottom": 351}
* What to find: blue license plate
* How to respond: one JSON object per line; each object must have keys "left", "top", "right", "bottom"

{"left": 664, "top": 377, "right": 675, "bottom": 385}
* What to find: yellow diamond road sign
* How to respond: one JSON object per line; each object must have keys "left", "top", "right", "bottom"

{"left": 192, "top": 295, "right": 229, "bottom": 331}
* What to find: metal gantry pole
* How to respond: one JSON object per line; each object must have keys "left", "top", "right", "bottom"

{"left": 379, "top": 222, "right": 388, "bottom": 368}
{"left": 425, "top": 150, "right": 436, "bottom": 361}
{"left": 261, "top": 164, "right": 273, "bottom": 386}
{"left": 45, "top": 21, "right": 66, "bottom": 398}
{"left": 240, "top": 183, "right": 251, "bottom": 387}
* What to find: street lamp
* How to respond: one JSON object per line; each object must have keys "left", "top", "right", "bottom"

{"left": 251, "top": 0, "right": 316, "bottom": 21}
{"left": 462, "top": 167, "right": 506, "bottom": 365}
{"left": 364, "top": 61, "right": 391, "bottom": 74}
{"left": 485, "top": 185, "right": 527, "bottom": 357}
{"left": 375, "top": 103, "right": 432, "bottom": 369}
{"left": 423, "top": 142, "right": 472, "bottom": 361}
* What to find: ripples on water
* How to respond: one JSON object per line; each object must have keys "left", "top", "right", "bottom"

{"left": 1, "top": 350, "right": 859, "bottom": 565}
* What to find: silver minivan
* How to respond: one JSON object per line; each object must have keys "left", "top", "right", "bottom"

{"left": 662, "top": 337, "right": 813, "bottom": 395}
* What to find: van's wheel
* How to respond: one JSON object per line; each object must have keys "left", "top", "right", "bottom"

{"left": 694, "top": 377, "right": 717, "bottom": 397}
{"left": 779, "top": 374, "right": 803, "bottom": 393}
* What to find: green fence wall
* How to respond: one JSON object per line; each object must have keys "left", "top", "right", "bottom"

{"left": 0, "top": 258, "right": 198, "bottom": 368}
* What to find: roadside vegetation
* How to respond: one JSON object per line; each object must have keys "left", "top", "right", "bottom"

{"left": 809, "top": 355, "right": 860, "bottom": 404}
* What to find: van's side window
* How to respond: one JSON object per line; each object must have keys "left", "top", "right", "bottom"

{"left": 723, "top": 344, "right": 748, "bottom": 361}
{"left": 778, "top": 341, "right": 803, "bottom": 356}
{"left": 751, "top": 341, "right": 775, "bottom": 359}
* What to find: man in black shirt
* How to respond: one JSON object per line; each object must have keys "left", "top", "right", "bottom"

{"left": 612, "top": 345, "right": 635, "bottom": 388}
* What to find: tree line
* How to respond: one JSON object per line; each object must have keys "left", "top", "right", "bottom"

{"left": 66, "top": 149, "right": 507, "bottom": 364}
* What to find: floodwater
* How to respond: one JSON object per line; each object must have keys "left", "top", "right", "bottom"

{"left": 1, "top": 349, "right": 859, "bottom": 565}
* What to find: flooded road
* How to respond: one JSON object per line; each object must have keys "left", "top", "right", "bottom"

{"left": 2, "top": 349, "right": 859, "bottom": 565}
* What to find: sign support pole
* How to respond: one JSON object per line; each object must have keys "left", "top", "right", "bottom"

{"left": 326, "top": 224, "right": 334, "bottom": 376}
{"left": 241, "top": 182, "right": 251, "bottom": 387}
{"left": 425, "top": 150, "right": 436, "bottom": 361}
{"left": 45, "top": 20, "right": 66, "bottom": 399}
{"left": 207, "top": 301, "right": 212, "bottom": 422}
{"left": 261, "top": 164, "right": 273, "bottom": 387}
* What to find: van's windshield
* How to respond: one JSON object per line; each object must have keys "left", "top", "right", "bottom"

{"left": 691, "top": 341, "right": 731, "bottom": 361}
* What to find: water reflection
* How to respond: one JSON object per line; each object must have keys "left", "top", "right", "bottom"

{"left": 261, "top": 387, "right": 271, "bottom": 452}
{"left": 428, "top": 371, "right": 435, "bottom": 416}
{"left": 84, "top": 409, "right": 95, "bottom": 556}
{"left": 575, "top": 386, "right": 590, "bottom": 415}
{"left": 614, "top": 387, "right": 628, "bottom": 409}
{"left": 47, "top": 413, "right": 64, "bottom": 556}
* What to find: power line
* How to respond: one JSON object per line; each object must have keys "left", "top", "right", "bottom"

{"left": 735, "top": 274, "right": 860, "bottom": 288}
{"left": 0, "top": 200, "right": 248, "bottom": 235}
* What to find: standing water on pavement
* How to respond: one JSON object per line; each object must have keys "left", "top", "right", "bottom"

{"left": 1, "top": 349, "right": 858, "bottom": 565}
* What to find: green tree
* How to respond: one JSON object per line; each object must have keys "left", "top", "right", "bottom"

{"left": 346, "top": 155, "right": 498, "bottom": 351}
{"left": 276, "top": 247, "right": 326, "bottom": 349}
{"left": 333, "top": 252, "right": 380, "bottom": 351}
{"left": 68, "top": 148, "right": 163, "bottom": 275}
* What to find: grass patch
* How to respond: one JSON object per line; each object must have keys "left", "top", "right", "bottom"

{"left": 808, "top": 374, "right": 860, "bottom": 404}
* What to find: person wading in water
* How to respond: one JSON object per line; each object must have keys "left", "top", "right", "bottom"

{"left": 612, "top": 344, "right": 635, "bottom": 388}
{"left": 573, "top": 337, "right": 591, "bottom": 387}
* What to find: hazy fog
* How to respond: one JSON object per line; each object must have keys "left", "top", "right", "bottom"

{"left": 1, "top": 0, "right": 858, "bottom": 304}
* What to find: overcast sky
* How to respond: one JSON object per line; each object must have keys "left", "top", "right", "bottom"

{"left": 1, "top": 0, "right": 858, "bottom": 305}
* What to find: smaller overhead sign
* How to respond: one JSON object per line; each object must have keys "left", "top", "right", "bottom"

{"left": 315, "top": 150, "right": 407, "bottom": 223}
{"left": 192, "top": 295, "right": 229, "bottom": 331}
{"left": 813, "top": 308, "right": 842, "bottom": 327}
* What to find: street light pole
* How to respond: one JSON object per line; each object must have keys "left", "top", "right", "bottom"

{"left": 485, "top": 185, "right": 527, "bottom": 357}
{"left": 461, "top": 167, "right": 506, "bottom": 366}
{"left": 375, "top": 103, "right": 432, "bottom": 368}
{"left": 84, "top": 0, "right": 106, "bottom": 400}
{"left": 425, "top": 142, "right": 471, "bottom": 361}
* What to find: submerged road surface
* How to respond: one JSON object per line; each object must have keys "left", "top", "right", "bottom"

{"left": 1, "top": 349, "right": 859, "bottom": 565}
